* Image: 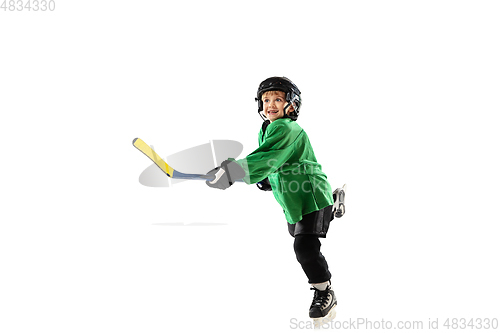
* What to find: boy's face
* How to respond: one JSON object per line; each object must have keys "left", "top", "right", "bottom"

{"left": 262, "top": 91, "right": 294, "bottom": 122}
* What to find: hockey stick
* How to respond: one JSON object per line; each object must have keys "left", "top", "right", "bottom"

{"left": 133, "top": 138, "right": 233, "bottom": 183}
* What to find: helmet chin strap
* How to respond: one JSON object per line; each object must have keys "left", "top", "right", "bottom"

{"left": 259, "top": 110, "right": 267, "bottom": 121}
{"left": 282, "top": 101, "right": 296, "bottom": 119}
{"left": 284, "top": 102, "right": 292, "bottom": 114}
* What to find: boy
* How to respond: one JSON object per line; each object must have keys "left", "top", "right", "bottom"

{"left": 205, "top": 77, "right": 342, "bottom": 321}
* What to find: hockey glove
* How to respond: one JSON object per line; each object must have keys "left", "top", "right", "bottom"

{"left": 256, "top": 177, "right": 272, "bottom": 191}
{"left": 205, "top": 159, "right": 245, "bottom": 190}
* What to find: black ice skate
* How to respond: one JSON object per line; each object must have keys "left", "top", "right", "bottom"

{"left": 309, "top": 285, "right": 337, "bottom": 321}
{"left": 332, "top": 184, "right": 346, "bottom": 218}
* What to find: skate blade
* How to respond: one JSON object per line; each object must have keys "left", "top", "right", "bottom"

{"left": 334, "top": 203, "right": 345, "bottom": 218}
{"left": 313, "top": 305, "right": 337, "bottom": 329}
{"left": 333, "top": 184, "right": 346, "bottom": 218}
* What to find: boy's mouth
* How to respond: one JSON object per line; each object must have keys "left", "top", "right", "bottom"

{"left": 268, "top": 110, "right": 278, "bottom": 115}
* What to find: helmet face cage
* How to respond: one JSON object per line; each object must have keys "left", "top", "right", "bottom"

{"left": 255, "top": 77, "right": 302, "bottom": 121}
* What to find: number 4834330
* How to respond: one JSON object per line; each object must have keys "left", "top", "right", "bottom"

{"left": 1, "top": 0, "right": 56, "bottom": 11}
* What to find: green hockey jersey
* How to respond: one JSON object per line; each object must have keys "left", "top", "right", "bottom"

{"left": 235, "top": 118, "right": 333, "bottom": 224}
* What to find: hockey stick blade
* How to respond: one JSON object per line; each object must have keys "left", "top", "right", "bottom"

{"left": 133, "top": 138, "right": 216, "bottom": 181}
{"left": 133, "top": 138, "right": 175, "bottom": 177}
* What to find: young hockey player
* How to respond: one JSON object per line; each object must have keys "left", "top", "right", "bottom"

{"left": 205, "top": 77, "right": 343, "bottom": 322}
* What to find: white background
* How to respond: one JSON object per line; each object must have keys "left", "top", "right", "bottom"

{"left": 1, "top": 1, "right": 499, "bottom": 332}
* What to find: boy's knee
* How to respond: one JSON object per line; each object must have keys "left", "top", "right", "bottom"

{"left": 294, "top": 235, "right": 320, "bottom": 261}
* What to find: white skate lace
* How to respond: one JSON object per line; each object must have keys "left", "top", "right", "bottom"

{"left": 310, "top": 288, "right": 330, "bottom": 308}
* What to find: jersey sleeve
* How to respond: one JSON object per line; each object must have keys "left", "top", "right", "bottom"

{"left": 236, "top": 123, "right": 300, "bottom": 184}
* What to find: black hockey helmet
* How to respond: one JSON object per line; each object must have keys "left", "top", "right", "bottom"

{"left": 255, "top": 76, "right": 302, "bottom": 121}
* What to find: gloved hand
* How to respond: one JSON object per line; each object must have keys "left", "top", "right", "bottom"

{"left": 256, "top": 178, "right": 272, "bottom": 191}
{"left": 205, "top": 159, "right": 245, "bottom": 190}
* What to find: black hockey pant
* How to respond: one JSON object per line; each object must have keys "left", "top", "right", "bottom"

{"left": 288, "top": 206, "right": 333, "bottom": 284}
{"left": 293, "top": 235, "right": 331, "bottom": 284}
